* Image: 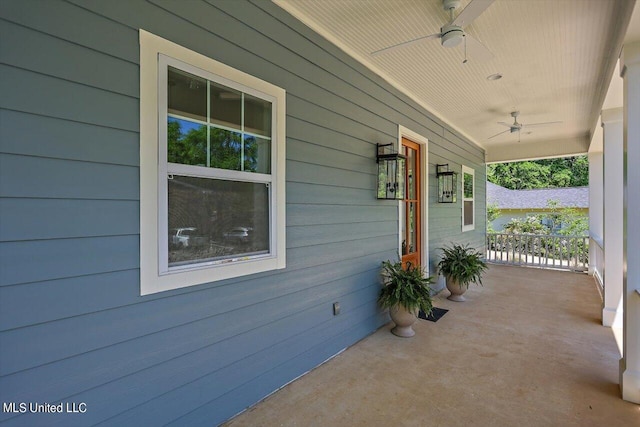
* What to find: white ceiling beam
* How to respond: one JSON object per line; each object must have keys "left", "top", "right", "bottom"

{"left": 486, "top": 135, "right": 589, "bottom": 163}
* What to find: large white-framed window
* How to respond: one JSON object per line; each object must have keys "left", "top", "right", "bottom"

{"left": 139, "top": 30, "right": 286, "bottom": 295}
{"left": 462, "top": 165, "right": 475, "bottom": 232}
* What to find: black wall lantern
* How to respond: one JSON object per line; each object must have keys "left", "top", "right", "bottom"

{"left": 376, "top": 143, "right": 406, "bottom": 200}
{"left": 436, "top": 164, "right": 458, "bottom": 203}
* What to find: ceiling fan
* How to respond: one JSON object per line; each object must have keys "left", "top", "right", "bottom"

{"left": 371, "top": 0, "right": 495, "bottom": 62}
{"left": 488, "top": 111, "right": 563, "bottom": 142}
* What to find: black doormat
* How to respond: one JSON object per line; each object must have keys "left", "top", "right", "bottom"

{"left": 418, "top": 307, "right": 449, "bottom": 322}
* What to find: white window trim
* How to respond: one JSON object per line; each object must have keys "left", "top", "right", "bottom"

{"left": 462, "top": 165, "right": 475, "bottom": 232}
{"left": 139, "top": 30, "right": 286, "bottom": 295}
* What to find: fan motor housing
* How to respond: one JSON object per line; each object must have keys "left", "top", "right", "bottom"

{"left": 443, "top": 0, "right": 461, "bottom": 11}
{"left": 441, "top": 24, "right": 464, "bottom": 47}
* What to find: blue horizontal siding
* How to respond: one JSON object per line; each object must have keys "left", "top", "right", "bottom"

{"left": 169, "top": 312, "right": 385, "bottom": 427}
{"left": 0, "top": 270, "right": 139, "bottom": 331}
{"left": 0, "top": 65, "right": 138, "bottom": 132}
{"left": 0, "top": 256, "right": 387, "bottom": 374}
{"left": 0, "top": 0, "right": 485, "bottom": 425}
{"left": 0, "top": 0, "right": 140, "bottom": 63}
{"left": 1, "top": 273, "right": 381, "bottom": 424}
{"left": 287, "top": 160, "right": 375, "bottom": 189}
{"left": 286, "top": 182, "right": 382, "bottom": 205}
{"left": 287, "top": 204, "right": 397, "bottom": 226}
{"left": 0, "top": 199, "right": 139, "bottom": 241}
{"left": 143, "top": 310, "right": 383, "bottom": 427}
{"left": 287, "top": 221, "right": 396, "bottom": 249}
{"left": 0, "top": 19, "right": 138, "bottom": 97}
{"left": 0, "top": 236, "right": 139, "bottom": 287}
{"left": 287, "top": 137, "right": 373, "bottom": 173}
{"left": 0, "top": 110, "right": 139, "bottom": 166}
{"left": 287, "top": 235, "right": 396, "bottom": 268}
{"left": 287, "top": 116, "right": 374, "bottom": 158}
{"left": 0, "top": 154, "right": 138, "bottom": 200}
{"left": 287, "top": 95, "right": 396, "bottom": 144}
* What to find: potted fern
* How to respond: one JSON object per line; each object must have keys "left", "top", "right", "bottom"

{"left": 437, "top": 244, "right": 488, "bottom": 302}
{"left": 378, "top": 260, "right": 434, "bottom": 337}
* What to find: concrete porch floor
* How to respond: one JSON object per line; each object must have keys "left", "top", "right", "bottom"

{"left": 224, "top": 264, "right": 640, "bottom": 426}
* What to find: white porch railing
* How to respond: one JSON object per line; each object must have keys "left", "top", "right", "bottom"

{"left": 486, "top": 233, "right": 589, "bottom": 271}
{"left": 590, "top": 233, "right": 604, "bottom": 291}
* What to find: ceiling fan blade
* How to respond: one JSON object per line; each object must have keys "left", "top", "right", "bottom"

{"left": 497, "top": 122, "right": 513, "bottom": 128}
{"left": 371, "top": 33, "right": 440, "bottom": 56}
{"left": 451, "top": 0, "right": 495, "bottom": 27}
{"left": 488, "top": 129, "right": 510, "bottom": 140}
{"left": 465, "top": 34, "right": 494, "bottom": 62}
{"left": 523, "top": 121, "right": 563, "bottom": 128}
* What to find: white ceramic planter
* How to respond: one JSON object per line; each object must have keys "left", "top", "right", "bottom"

{"left": 446, "top": 276, "right": 467, "bottom": 302}
{"left": 389, "top": 305, "right": 418, "bottom": 337}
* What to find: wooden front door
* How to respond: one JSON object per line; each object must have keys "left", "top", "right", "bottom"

{"left": 401, "top": 138, "right": 421, "bottom": 269}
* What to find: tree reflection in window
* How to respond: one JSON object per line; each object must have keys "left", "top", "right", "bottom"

{"left": 168, "top": 118, "right": 269, "bottom": 173}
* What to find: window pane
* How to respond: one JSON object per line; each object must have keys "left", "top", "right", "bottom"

{"left": 168, "top": 175, "right": 270, "bottom": 267}
{"left": 168, "top": 117, "right": 207, "bottom": 166}
{"left": 406, "top": 147, "right": 416, "bottom": 199}
{"left": 243, "top": 135, "right": 271, "bottom": 174}
{"left": 168, "top": 67, "right": 207, "bottom": 122}
{"left": 210, "top": 82, "right": 241, "bottom": 130}
{"left": 464, "top": 172, "right": 473, "bottom": 198}
{"left": 464, "top": 200, "right": 474, "bottom": 226}
{"left": 244, "top": 94, "right": 272, "bottom": 137}
{"left": 210, "top": 128, "right": 242, "bottom": 170}
{"left": 405, "top": 201, "right": 418, "bottom": 254}
{"left": 400, "top": 201, "right": 407, "bottom": 254}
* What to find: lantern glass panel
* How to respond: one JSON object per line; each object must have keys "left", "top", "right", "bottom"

{"left": 377, "top": 156, "right": 405, "bottom": 200}
{"left": 438, "top": 172, "right": 457, "bottom": 203}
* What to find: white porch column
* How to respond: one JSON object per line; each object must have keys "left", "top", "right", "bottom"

{"left": 620, "top": 40, "right": 640, "bottom": 405}
{"left": 601, "top": 107, "right": 624, "bottom": 328}
{"left": 588, "top": 150, "right": 603, "bottom": 277}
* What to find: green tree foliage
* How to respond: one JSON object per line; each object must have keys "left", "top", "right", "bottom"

{"left": 500, "top": 200, "right": 588, "bottom": 237}
{"left": 168, "top": 119, "right": 263, "bottom": 172}
{"left": 486, "top": 202, "right": 500, "bottom": 232}
{"left": 168, "top": 120, "right": 207, "bottom": 166}
{"left": 487, "top": 155, "right": 588, "bottom": 189}
{"left": 503, "top": 216, "right": 549, "bottom": 235}
{"left": 542, "top": 200, "right": 589, "bottom": 236}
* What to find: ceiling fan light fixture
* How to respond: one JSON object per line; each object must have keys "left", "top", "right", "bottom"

{"left": 441, "top": 25, "right": 464, "bottom": 48}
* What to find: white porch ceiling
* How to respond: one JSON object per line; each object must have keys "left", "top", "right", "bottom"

{"left": 274, "top": 0, "right": 637, "bottom": 162}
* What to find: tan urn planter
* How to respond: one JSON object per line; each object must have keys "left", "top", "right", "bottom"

{"left": 446, "top": 276, "right": 467, "bottom": 302}
{"left": 388, "top": 305, "right": 418, "bottom": 337}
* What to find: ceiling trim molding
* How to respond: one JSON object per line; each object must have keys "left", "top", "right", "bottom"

{"left": 621, "top": 40, "right": 640, "bottom": 75}
{"left": 486, "top": 135, "right": 589, "bottom": 163}
{"left": 272, "top": 0, "right": 484, "bottom": 152}
{"left": 601, "top": 107, "right": 624, "bottom": 125}
{"left": 586, "top": 0, "right": 636, "bottom": 149}
{"left": 589, "top": 116, "right": 603, "bottom": 154}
